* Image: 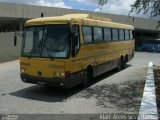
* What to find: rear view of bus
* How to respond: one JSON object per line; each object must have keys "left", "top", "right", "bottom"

{"left": 20, "top": 14, "right": 135, "bottom": 88}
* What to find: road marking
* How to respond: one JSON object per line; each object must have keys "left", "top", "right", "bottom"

{"left": 138, "top": 62, "right": 158, "bottom": 120}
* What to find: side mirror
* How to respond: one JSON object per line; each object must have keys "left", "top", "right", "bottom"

{"left": 14, "top": 32, "right": 23, "bottom": 46}
{"left": 14, "top": 35, "right": 17, "bottom": 46}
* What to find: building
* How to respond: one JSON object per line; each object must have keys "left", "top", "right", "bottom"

{"left": 0, "top": 2, "right": 159, "bottom": 62}
{"left": 0, "top": 2, "right": 160, "bottom": 41}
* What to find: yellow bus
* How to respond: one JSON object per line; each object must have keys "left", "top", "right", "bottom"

{"left": 19, "top": 14, "right": 134, "bottom": 88}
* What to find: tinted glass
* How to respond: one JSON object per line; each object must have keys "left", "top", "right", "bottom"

{"left": 119, "top": 29, "right": 125, "bottom": 40}
{"left": 104, "top": 28, "right": 112, "bottom": 41}
{"left": 112, "top": 29, "right": 119, "bottom": 41}
{"left": 42, "top": 25, "right": 69, "bottom": 58}
{"left": 93, "top": 27, "right": 103, "bottom": 42}
{"left": 22, "top": 25, "right": 69, "bottom": 58}
{"left": 83, "top": 26, "right": 92, "bottom": 43}
{"left": 130, "top": 30, "right": 133, "bottom": 39}
{"left": 22, "top": 27, "right": 43, "bottom": 57}
{"left": 125, "top": 29, "right": 129, "bottom": 40}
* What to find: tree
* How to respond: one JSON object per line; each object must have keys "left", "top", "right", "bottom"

{"left": 98, "top": 0, "right": 108, "bottom": 6}
{"left": 130, "top": 0, "right": 160, "bottom": 17}
{"left": 99, "top": 0, "right": 160, "bottom": 17}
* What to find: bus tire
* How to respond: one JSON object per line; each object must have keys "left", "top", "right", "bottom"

{"left": 116, "top": 57, "right": 123, "bottom": 71}
{"left": 123, "top": 55, "right": 127, "bottom": 68}
{"left": 124, "top": 55, "right": 128, "bottom": 68}
{"left": 126, "top": 55, "right": 128, "bottom": 63}
{"left": 88, "top": 66, "right": 93, "bottom": 81}
{"left": 82, "top": 69, "right": 89, "bottom": 87}
{"left": 121, "top": 56, "right": 125, "bottom": 69}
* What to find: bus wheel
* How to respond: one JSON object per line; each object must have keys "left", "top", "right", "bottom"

{"left": 123, "top": 55, "right": 128, "bottom": 68}
{"left": 82, "top": 69, "right": 89, "bottom": 87}
{"left": 116, "top": 58, "right": 122, "bottom": 71}
{"left": 123, "top": 56, "right": 127, "bottom": 68}
{"left": 121, "top": 56, "right": 125, "bottom": 69}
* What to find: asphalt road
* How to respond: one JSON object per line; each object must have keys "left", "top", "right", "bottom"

{"left": 0, "top": 52, "right": 160, "bottom": 116}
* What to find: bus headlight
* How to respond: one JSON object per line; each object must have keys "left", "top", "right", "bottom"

{"left": 55, "top": 72, "right": 70, "bottom": 77}
{"left": 56, "top": 73, "right": 65, "bottom": 77}
{"left": 21, "top": 69, "right": 27, "bottom": 73}
{"left": 60, "top": 73, "right": 65, "bottom": 76}
{"left": 21, "top": 69, "right": 25, "bottom": 73}
{"left": 56, "top": 73, "right": 60, "bottom": 76}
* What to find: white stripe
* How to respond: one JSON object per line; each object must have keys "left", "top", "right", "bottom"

{"left": 138, "top": 62, "right": 158, "bottom": 120}
{"left": 149, "top": 62, "right": 153, "bottom": 67}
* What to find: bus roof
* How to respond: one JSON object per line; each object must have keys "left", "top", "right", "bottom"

{"left": 25, "top": 13, "right": 134, "bottom": 29}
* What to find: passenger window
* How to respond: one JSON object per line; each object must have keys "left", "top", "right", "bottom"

{"left": 93, "top": 27, "right": 103, "bottom": 42}
{"left": 125, "top": 29, "right": 129, "bottom": 40}
{"left": 112, "top": 29, "right": 119, "bottom": 41}
{"left": 119, "top": 29, "right": 125, "bottom": 40}
{"left": 104, "top": 28, "right": 111, "bottom": 41}
{"left": 82, "top": 26, "right": 92, "bottom": 43}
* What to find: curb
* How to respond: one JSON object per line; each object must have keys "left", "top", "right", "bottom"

{"left": 138, "top": 62, "right": 158, "bottom": 120}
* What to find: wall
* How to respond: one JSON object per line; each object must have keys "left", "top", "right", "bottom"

{"left": 0, "top": 3, "right": 159, "bottom": 63}
{"left": 0, "top": 3, "right": 159, "bottom": 31}
{"left": 0, "top": 32, "right": 22, "bottom": 63}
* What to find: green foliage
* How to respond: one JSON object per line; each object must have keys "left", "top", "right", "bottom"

{"left": 98, "top": 0, "right": 108, "bottom": 6}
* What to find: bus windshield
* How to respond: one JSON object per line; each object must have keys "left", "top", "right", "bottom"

{"left": 22, "top": 25, "right": 69, "bottom": 58}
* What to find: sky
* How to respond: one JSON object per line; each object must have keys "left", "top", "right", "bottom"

{"left": 0, "top": 0, "right": 159, "bottom": 19}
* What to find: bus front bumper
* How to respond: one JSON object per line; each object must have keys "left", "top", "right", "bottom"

{"left": 20, "top": 73, "right": 83, "bottom": 88}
